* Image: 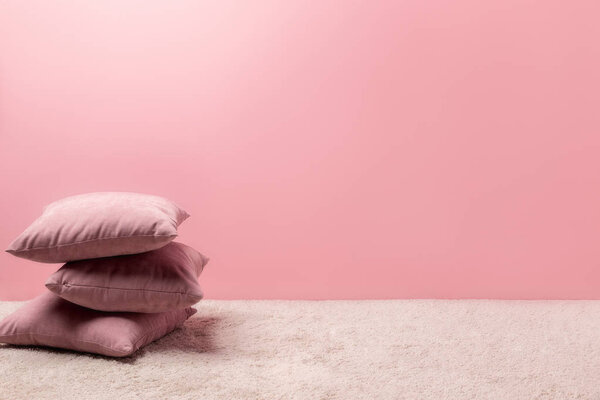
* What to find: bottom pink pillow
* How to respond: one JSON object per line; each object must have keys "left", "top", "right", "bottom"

{"left": 0, "top": 292, "right": 196, "bottom": 357}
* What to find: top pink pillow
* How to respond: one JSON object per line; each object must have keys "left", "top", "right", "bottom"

{"left": 6, "top": 192, "right": 189, "bottom": 263}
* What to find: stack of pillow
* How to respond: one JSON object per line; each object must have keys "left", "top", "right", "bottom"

{"left": 0, "top": 192, "right": 208, "bottom": 357}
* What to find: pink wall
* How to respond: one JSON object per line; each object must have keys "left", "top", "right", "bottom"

{"left": 1, "top": 1, "right": 600, "bottom": 300}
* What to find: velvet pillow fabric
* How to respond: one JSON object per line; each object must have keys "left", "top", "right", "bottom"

{"left": 6, "top": 192, "right": 189, "bottom": 263}
{"left": 45, "top": 242, "right": 208, "bottom": 313}
{"left": 0, "top": 292, "right": 196, "bottom": 357}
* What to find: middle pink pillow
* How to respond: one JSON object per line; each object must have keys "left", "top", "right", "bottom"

{"left": 46, "top": 242, "right": 208, "bottom": 313}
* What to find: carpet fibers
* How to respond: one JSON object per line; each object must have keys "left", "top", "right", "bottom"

{"left": 1, "top": 300, "right": 600, "bottom": 399}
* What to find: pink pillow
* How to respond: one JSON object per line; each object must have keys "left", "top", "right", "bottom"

{"left": 45, "top": 242, "right": 208, "bottom": 313}
{"left": 0, "top": 292, "right": 196, "bottom": 357}
{"left": 6, "top": 192, "right": 189, "bottom": 263}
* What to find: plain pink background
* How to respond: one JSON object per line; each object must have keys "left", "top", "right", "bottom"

{"left": 1, "top": 1, "right": 600, "bottom": 300}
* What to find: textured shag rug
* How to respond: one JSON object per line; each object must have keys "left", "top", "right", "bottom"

{"left": 1, "top": 299, "right": 600, "bottom": 399}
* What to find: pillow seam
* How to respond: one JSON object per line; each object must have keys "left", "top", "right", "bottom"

{"left": 0, "top": 332, "right": 133, "bottom": 356}
{"left": 8, "top": 233, "right": 177, "bottom": 252}
{"left": 46, "top": 283, "right": 203, "bottom": 297}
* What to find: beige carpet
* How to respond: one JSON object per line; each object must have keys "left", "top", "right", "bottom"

{"left": 1, "top": 300, "right": 600, "bottom": 399}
